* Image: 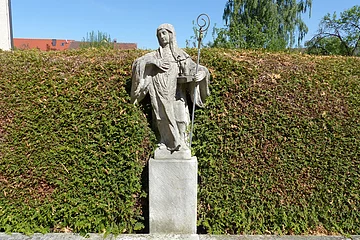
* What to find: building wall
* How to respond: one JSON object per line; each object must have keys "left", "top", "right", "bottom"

{"left": 14, "top": 39, "right": 137, "bottom": 51}
{"left": 14, "top": 38, "right": 74, "bottom": 51}
{"left": 0, "top": 0, "right": 12, "bottom": 50}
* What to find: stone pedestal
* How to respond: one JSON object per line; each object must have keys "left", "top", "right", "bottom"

{"left": 149, "top": 157, "right": 198, "bottom": 236}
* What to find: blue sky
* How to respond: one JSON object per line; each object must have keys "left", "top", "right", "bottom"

{"left": 11, "top": 0, "right": 359, "bottom": 50}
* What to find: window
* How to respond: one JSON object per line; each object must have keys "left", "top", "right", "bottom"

{"left": 52, "top": 39, "right": 56, "bottom": 46}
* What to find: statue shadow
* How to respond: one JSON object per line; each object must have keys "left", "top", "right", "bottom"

{"left": 125, "top": 77, "right": 160, "bottom": 140}
{"left": 138, "top": 162, "right": 149, "bottom": 233}
{"left": 125, "top": 77, "right": 151, "bottom": 233}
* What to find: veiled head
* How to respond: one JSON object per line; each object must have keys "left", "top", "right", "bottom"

{"left": 156, "top": 23, "right": 178, "bottom": 50}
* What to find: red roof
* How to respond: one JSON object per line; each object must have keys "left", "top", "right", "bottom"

{"left": 13, "top": 38, "right": 137, "bottom": 51}
{"left": 14, "top": 38, "right": 74, "bottom": 51}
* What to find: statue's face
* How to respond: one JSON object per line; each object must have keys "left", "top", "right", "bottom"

{"left": 157, "top": 29, "right": 170, "bottom": 47}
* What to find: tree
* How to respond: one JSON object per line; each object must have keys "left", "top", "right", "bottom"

{"left": 212, "top": 0, "right": 312, "bottom": 50}
{"left": 306, "top": 5, "right": 360, "bottom": 56}
{"left": 80, "top": 30, "right": 113, "bottom": 49}
{"left": 305, "top": 36, "right": 348, "bottom": 56}
{"left": 186, "top": 20, "right": 210, "bottom": 48}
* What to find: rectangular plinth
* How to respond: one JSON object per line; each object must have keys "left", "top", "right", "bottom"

{"left": 149, "top": 157, "right": 198, "bottom": 234}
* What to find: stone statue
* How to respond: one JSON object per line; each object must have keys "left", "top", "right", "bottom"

{"left": 131, "top": 23, "right": 210, "bottom": 155}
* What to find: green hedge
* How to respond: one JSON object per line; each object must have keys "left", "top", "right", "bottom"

{"left": 193, "top": 49, "right": 360, "bottom": 235}
{"left": 0, "top": 48, "right": 359, "bottom": 235}
{"left": 0, "top": 49, "right": 155, "bottom": 234}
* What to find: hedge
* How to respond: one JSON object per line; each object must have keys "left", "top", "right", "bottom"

{"left": 0, "top": 48, "right": 359, "bottom": 235}
{"left": 0, "top": 48, "right": 155, "bottom": 234}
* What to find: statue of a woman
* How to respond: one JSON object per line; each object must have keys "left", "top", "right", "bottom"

{"left": 131, "top": 23, "right": 210, "bottom": 154}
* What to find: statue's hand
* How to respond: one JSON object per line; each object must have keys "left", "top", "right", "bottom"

{"left": 194, "top": 70, "right": 206, "bottom": 82}
{"left": 134, "top": 78, "right": 146, "bottom": 97}
{"left": 146, "top": 59, "right": 170, "bottom": 71}
{"left": 157, "top": 59, "right": 170, "bottom": 70}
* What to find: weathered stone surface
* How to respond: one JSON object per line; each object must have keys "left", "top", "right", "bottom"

{"left": 154, "top": 147, "right": 191, "bottom": 160}
{"left": 0, "top": 233, "right": 197, "bottom": 240}
{"left": 0, "top": 0, "right": 12, "bottom": 50}
{"left": 0, "top": 233, "right": 118, "bottom": 240}
{"left": 131, "top": 23, "right": 210, "bottom": 153}
{"left": 0, "top": 233, "right": 359, "bottom": 240}
{"left": 148, "top": 234, "right": 199, "bottom": 240}
{"left": 199, "top": 236, "right": 360, "bottom": 240}
{"left": 149, "top": 157, "right": 198, "bottom": 234}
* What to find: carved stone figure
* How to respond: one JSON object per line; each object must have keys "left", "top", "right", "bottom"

{"left": 131, "top": 23, "right": 210, "bottom": 155}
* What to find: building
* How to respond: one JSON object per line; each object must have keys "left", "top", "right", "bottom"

{"left": 0, "top": 0, "right": 13, "bottom": 50}
{"left": 13, "top": 38, "right": 137, "bottom": 51}
{"left": 14, "top": 38, "right": 73, "bottom": 51}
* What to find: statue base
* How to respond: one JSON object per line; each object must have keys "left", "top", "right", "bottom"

{"left": 149, "top": 157, "right": 198, "bottom": 234}
{"left": 154, "top": 147, "right": 191, "bottom": 160}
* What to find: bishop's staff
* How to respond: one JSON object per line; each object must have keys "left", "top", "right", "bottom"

{"left": 189, "top": 13, "right": 210, "bottom": 149}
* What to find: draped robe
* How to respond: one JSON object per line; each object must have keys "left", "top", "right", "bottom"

{"left": 131, "top": 46, "right": 210, "bottom": 150}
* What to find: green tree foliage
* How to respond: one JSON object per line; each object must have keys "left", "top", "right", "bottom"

{"left": 305, "top": 36, "right": 347, "bottom": 55}
{"left": 306, "top": 5, "right": 360, "bottom": 56}
{"left": 81, "top": 30, "right": 114, "bottom": 49}
{"left": 186, "top": 20, "right": 200, "bottom": 48}
{"left": 186, "top": 20, "right": 210, "bottom": 48}
{"left": 212, "top": 0, "right": 312, "bottom": 50}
